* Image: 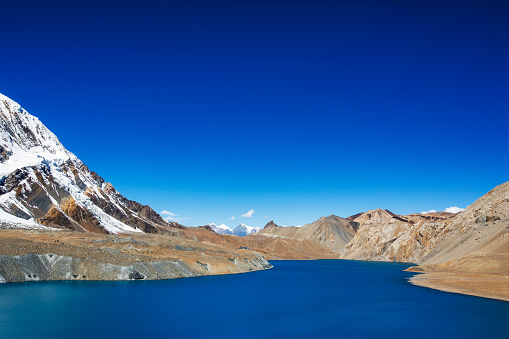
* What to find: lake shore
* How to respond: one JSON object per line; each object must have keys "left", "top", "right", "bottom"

{"left": 407, "top": 270, "right": 509, "bottom": 302}
{"left": 0, "top": 229, "right": 273, "bottom": 283}
{"left": 2, "top": 227, "right": 509, "bottom": 305}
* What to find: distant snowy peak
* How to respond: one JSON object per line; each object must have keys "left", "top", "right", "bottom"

{"left": 232, "top": 224, "right": 261, "bottom": 236}
{"left": 208, "top": 223, "right": 233, "bottom": 235}
{"left": 207, "top": 223, "right": 260, "bottom": 236}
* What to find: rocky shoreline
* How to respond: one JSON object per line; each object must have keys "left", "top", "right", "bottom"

{"left": 0, "top": 229, "right": 273, "bottom": 284}
{"left": 0, "top": 228, "right": 507, "bottom": 306}
{"left": 0, "top": 253, "right": 272, "bottom": 283}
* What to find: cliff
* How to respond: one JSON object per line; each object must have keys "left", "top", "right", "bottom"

{"left": 342, "top": 209, "right": 455, "bottom": 262}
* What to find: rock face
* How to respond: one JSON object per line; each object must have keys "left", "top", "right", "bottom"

{"left": 258, "top": 221, "right": 298, "bottom": 237}
{"left": 263, "top": 220, "right": 278, "bottom": 229}
{"left": 0, "top": 93, "right": 181, "bottom": 234}
{"left": 0, "top": 228, "right": 274, "bottom": 284}
{"left": 0, "top": 254, "right": 198, "bottom": 282}
{"left": 342, "top": 209, "right": 455, "bottom": 262}
{"left": 342, "top": 182, "right": 509, "bottom": 267}
{"left": 403, "top": 182, "right": 509, "bottom": 302}
{"left": 258, "top": 215, "right": 358, "bottom": 253}
{"left": 297, "top": 215, "right": 358, "bottom": 252}
{"left": 0, "top": 253, "right": 272, "bottom": 283}
{"left": 417, "top": 181, "right": 509, "bottom": 269}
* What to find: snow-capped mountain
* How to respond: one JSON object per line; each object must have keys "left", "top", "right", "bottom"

{"left": 208, "top": 223, "right": 233, "bottom": 235}
{"left": 232, "top": 224, "right": 261, "bottom": 236}
{"left": 207, "top": 223, "right": 260, "bottom": 236}
{"left": 0, "top": 93, "right": 182, "bottom": 234}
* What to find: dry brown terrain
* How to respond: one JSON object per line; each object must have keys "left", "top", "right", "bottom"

{"left": 182, "top": 227, "right": 340, "bottom": 260}
{"left": 0, "top": 228, "right": 273, "bottom": 277}
{"left": 342, "top": 209, "right": 456, "bottom": 262}
{"left": 0, "top": 225, "right": 338, "bottom": 273}
{"left": 257, "top": 216, "right": 357, "bottom": 254}
{"left": 408, "top": 271, "right": 509, "bottom": 302}
{"left": 406, "top": 226, "right": 509, "bottom": 301}
{"left": 406, "top": 181, "right": 509, "bottom": 302}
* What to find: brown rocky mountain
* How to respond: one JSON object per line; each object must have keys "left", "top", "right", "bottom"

{"left": 342, "top": 209, "right": 456, "bottom": 262}
{"left": 417, "top": 181, "right": 509, "bottom": 267}
{"left": 263, "top": 220, "right": 278, "bottom": 229}
{"left": 258, "top": 208, "right": 461, "bottom": 260}
{"left": 257, "top": 215, "right": 358, "bottom": 253}
{"left": 338, "top": 183, "right": 509, "bottom": 301}
{"left": 406, "top": 181, "right": 509, "bottom": 301}
{"left": 258, "top": 183, "right": 509, "bottom": 300}
{"left": 349, "top": 208, "right": 400, "bottom": 224}
{"left": 341, "top": 180, "right": 509, "bottom": 268}
{"left": 258, "top": 220, "right": 299, "bottom": 237}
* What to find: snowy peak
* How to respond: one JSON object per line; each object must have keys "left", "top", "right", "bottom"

{"left": 208, "top": 223, "right": 261, "bottom": 236}
{"left": 0, "top": 93, "right": 73, "bottom": 179}
{"left": 232, "top": 224, "right": 261, "bottom": 236}
{"left": 0, "top": 92, "right": 182, "bottom": 235}
{"left": 208, "top": 223, "right": 233, "bottom": 235}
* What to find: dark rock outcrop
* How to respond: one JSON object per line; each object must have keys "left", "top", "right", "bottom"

{"left": 264, "top": 220, "right": 278, "bottom": 228}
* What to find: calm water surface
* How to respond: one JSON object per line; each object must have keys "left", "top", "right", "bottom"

{"left": 0, "top": 260, "right": 508, "bottom": 338}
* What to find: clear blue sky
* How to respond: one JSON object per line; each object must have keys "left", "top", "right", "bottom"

{"left": 1, "top": 1, "right": 508, "bottom": 227}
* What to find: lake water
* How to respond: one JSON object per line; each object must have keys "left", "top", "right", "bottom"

{"left": 0, "top": 260, "right": 508, "bottom": 338}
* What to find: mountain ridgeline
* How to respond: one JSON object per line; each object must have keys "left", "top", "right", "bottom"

{"left": 252, "top": 194, "right": 508, "bottom": 285}
{"left": 257, "top": 215, "right": 358, "bottom": 253}
{"left": 254, "top": 209, "right": 456, "bottom": 259}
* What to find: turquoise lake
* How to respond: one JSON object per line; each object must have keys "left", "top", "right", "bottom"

{"left": 0, "top": 260, "right": 508, "bottom": 338}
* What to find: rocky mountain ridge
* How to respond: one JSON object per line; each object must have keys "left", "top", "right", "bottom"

{"left": 417, "top": 181, "right": 509, "bottom": 267}
{"left": 337, "top": 182, "right": 509, "bottom": 301}
{"left": 257, "top": 214, "right": 357, "bottom": 253}
{"left": 0, "top": 93, "right": 181, "bottom": 235}
{"left": 342, "top": 209, "right": 456, "bottom": 262}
